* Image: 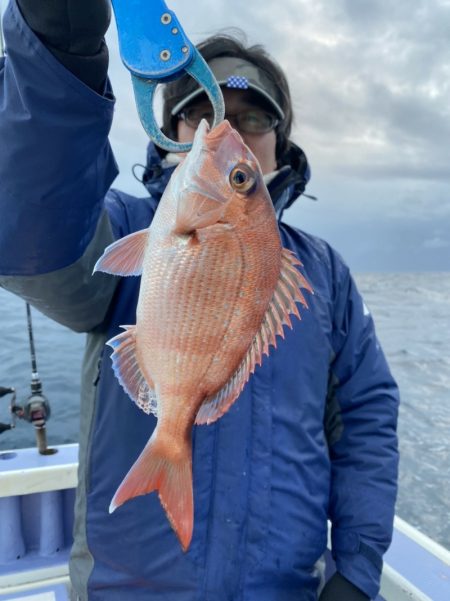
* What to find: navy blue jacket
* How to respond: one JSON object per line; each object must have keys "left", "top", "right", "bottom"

{"left": 0, "top": 2, "right": 399, "bottom": 599}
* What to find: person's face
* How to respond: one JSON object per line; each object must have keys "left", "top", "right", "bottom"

{"left": 176, "top": 88, "right": 278, "bottom": 175}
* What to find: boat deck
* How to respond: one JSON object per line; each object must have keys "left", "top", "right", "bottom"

{"left": 1, "top": 445, "right": 450, "bottom": 601}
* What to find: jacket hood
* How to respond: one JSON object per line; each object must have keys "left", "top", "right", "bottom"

{"left": 142, "top": 140, "right": 311, "bottom": 220}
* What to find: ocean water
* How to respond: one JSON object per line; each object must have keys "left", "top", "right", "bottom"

{"left": 0, "top": 272, "right": 449, "bottom": 551}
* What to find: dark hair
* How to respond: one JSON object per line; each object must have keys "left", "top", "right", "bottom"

{"left": 162, "top": 32, "right": 294, "bottom": 162}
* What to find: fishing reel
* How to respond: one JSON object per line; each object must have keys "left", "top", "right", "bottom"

{"left": 25, "top": 376, "right": 52, "bottom": 428}
{"left": 0, "top": 304, "right": 56, "bottom": 455}
{"left": 0, "top": 384, "right": 55, "bottom": 454}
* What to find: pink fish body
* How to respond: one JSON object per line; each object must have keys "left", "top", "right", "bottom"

{"left": 94, "top": 120, "right": 312, "bottom": 550}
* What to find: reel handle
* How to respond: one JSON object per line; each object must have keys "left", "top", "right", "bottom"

{"left": 0, "top": 386, "right": 14, "bottom": 398}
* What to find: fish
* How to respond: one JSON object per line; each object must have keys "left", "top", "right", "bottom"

{"left": 94, "top": 119, "right": 313, "bottom": 551}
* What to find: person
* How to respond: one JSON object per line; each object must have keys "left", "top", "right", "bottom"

{"left": 0, "top": 1, "right": 399, "bottom": 600}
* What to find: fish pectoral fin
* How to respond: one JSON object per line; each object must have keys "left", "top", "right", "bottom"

{"left": 93, "top": 228, "right": 149, "bottom": 276}
{"left": 195, "top": 248, "right": 313, "bottom": 426}
{"left": 110, "top": 435, "right": 194, "bottom": 552}
{"left": 106, "top": 325, "right": 158, "bottom": 416}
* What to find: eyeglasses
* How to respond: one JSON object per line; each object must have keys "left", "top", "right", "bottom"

{"left": 178, "top": 107, "right": 279, "bottom": 134}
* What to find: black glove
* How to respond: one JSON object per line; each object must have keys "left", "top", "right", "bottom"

{"left": 17, "top": 0, "right": 111, "bottom": 92}
{"left": 319, "top": 572, "right": 370, "bottom": 601}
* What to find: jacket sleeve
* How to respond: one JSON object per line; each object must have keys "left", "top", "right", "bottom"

{"left": 327, "top": 262, "right": 399, "bottom": 599}
{"left": 0, "top": 0, "right": 119, "bottom": 332}
{"left": 16, "top": 0, "right": 110, "bottom": 93}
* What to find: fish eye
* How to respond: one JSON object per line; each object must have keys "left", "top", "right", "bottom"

{"left": 229, "top": 164, "right": 257, "bottom": 193}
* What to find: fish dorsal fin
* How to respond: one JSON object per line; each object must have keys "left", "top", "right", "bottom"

{"left": 107, "top": 325, "right": 158, "bottom": 416}
{"left": 195, "top": 248, "right": 313, "bottom": 425}
{"left": 93, "top": 228, "right": 149, "bottom": 276}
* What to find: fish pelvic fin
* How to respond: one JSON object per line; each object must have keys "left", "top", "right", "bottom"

{"left": 107, "top": 325, "right": 158, "bottom": 417}
{"left": 195, "top": 248, "right": 313, "bottom": 425}
{"left": 109, "top": 435, "right": 194, "bottom": 552}
{"left": 93, "top": 228, "right": 149, "bottom": 276}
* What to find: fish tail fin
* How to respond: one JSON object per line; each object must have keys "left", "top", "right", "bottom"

{"left": 109, "top": 435, "right": 194, "bottom": 551}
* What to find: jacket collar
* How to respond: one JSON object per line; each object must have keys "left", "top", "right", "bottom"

{"left": 142, "top": 141, "right": 311, "bottom": 220}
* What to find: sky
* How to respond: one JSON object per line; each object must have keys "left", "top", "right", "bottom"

{"left": 103, "top": 0, "right": 450, "bottom": 272}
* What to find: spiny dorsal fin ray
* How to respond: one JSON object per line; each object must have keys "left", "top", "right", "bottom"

{"left": 195, "top": 248, "right": 312, "bottom": 425}
{"left": 93, "top": 228, "right": 149, "bottom": 276}
{"left": 268, "top": 305, "right": 284, "bottom": 338}
{"left": 107, "top": 325, "right": 158, "bottom": 416}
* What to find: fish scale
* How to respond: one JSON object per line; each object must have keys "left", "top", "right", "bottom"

{"left": 146, "top": 241, "right": 239, "bottom": 381}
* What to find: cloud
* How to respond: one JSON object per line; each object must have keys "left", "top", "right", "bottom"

{"left": 102, "top": 0, "right": 450, "bottom": 270}
{"left": 385, "top": 189, "right": 450, "bottom": 221}
{"left": 261, "top": 0, "right": 450, "bottom": 183}
{"left": 423, "top": 236, "right": 450, "bottom": 249}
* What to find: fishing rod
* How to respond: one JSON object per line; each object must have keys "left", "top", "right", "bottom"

{"left": 0, "top": 303, "right": 56, "bottom": 455}
{"left": 0, "top": 0, "right": 4, "bottom": 58}
{"left": 24, "top": 303, "right": 55, "bottom": 454}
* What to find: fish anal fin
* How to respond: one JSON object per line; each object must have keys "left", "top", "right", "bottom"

{"left": 106, "top": 325, "right": 158, "bottom": 416}
{"left": 93, "top": 228, "right": 149, "bottom": 276}
{"left": 195, "top": 248, "right": 313, "bottom": 426}
{"left": 110, "top": 435, "right": 194, "bottom": 551}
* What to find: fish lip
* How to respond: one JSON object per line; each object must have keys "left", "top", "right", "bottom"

{"left": 193, "top": 119, "right": 210, "bottom": 146}
{"left": 198, "top": 118, "right": 211, "bottom": 134}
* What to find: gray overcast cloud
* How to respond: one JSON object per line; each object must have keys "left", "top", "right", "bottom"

{"left": 104, "top": 0, "right": 450, "bottom": 272}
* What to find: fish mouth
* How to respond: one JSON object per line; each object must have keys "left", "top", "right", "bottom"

{"left": 172, "top": 120, "right": 231, "bottom": 233}
{"left": 180, "top": 119, "right": 230, "bottom": 206}
{"left": 205, "top": 119, "right": 235, "bottom": 140}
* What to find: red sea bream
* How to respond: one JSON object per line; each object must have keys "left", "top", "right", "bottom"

{"left": 94, "top": 119, "right": 313, "bottom": 550}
